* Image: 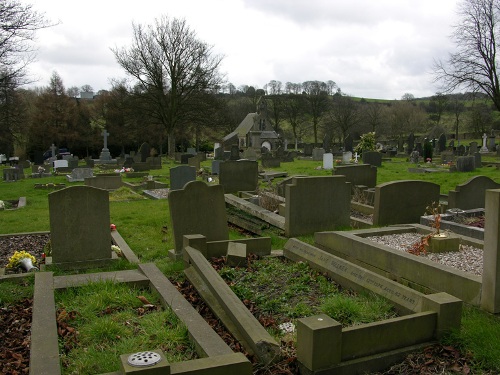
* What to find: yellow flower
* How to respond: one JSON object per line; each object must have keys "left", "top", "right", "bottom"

{"left": 7, "top": 250, "right": 36, "bottom": 268}
{"left": 111, "top": 245, "right": 122, "bottom": 256}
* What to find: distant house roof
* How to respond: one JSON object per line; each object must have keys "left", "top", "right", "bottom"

{"left": 259, "top": 131, "right": 279, "bottom": 139}
{"left": 222, "top": 113, "right": 257, "bottom": 142}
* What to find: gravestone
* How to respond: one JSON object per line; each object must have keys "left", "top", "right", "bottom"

{"left": 123, "top": 156, "right": 134, "bottom": 168}
{"left": 474, "top": 152, "right": 482, "bottom": 169}
{"left": 3, "top": 167, "right": 24, "bottom": 181}
{"left": 211, "top": 160, "right": 222, "bottom": 175}
{"left": 312, "top": 148, "right": 325, "bottom": 161}
{"left": 48, "top": 186, "right": 111, "bottom": 266}
{"left": 373, "top": 180, "right": 440, "bottom": 226}
{"left": 180, "top": 153, "right": 193, "bottom": 164}
{"left": 261, "top": 154, "right": 281, "bottom": 168}
{"left": 344, "top": 134, "right": 353, "bottom": 152}
{"left": 438, "top": 133, "right": 447, "bottom": 152}
{"left": 448, "top": 175, "right": 500, "bottom": 210}
{"left": 66, "top": 167, "right": 93, "bottom": 182}
{"left": 146, "top": 156, "right": 162, "bottom": 170}
{"left": 139, "top": 142, "right": 151, "bottom": 162}
{"left": 323, "top": 153, "right": 334, "bottom": 170}
{"left": 230, "top": 145, "right": 240, "bottom": 160}
{"left": 333, "top": 164, "right": 377, "bottom": 189}
{"left": 469, "top": 141, "right": 478, "bottom": 154}
{"left": 168, "top": 181, "right": 229, "bottom": 254}
{"left": 68, "top": 156, "right": 79, "bottom": 169}
{"left": 31, "top": 164, "right": 51, "bottom": 178}
{"left": 488, "top": 135, "right": 496, "bottom": 151}
{"left": 99, "top": 129, "right": 112, "bottom": 161}
{"left": 170, "top": 165, "right": 197, "bottom": 190}
{"left": 304, "top": 144, "right": 313, "bottom": 156}
{"left": 409, "top": 150, "right": 420, "bottom": 164}
{"left": 285, "top": 176, "right": 351, "bottom": 237}
{"left": 481, "top": 189, "right": 500, "bottom": 313}
{"left": 407, "top": 133, "right": 415, "bottom": 153}
{"left": 276, "top": 146, "right": 285, "bottom": 158}
{"left": 219, "top": 160, "right": 258, "bottom": 193}
{"left": 84, "top": 175, "right": 123, "bottom": 190}
{"left": 53, "top": 159, "right": 69, "bottom": 171}
{"left": 188, "top": 155, "right": 201, "bottom": 170}
{"left": 440, "top": 151, "right": 454, "bottom": 164}
{"left": 414, "top": 142, "right": 423, "bottom": 156}
{"left": 242, "top": 148, "right": 258, "bottom": 161}
{"left": 342, "top": 151, "right": 352, "bottom": 163}
{"left": 362, "top": 151, "right": 382, "bottom": 167}
{"left": 457, "top": 144, "right": 465, "bottom": 156}
{"left": 214, "top": 147, "right": 225, "bottom": 160}
{"left": 187, "top": 147, "right": 197, "bottom": 155}
{"left": 456, "top": 156, "right": 475, "bottom": 172}
{"left": 85, "top": 158, "right": 95, "bottom": 168}
{"left": 34, "top": 150, "right": 44, "bottom": 165}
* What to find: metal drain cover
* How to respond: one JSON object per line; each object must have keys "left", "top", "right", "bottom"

{"left": 127, "top": 351, "right": 162, "bottom": 367}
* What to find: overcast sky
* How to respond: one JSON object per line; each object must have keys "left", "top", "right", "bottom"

{"left": 24, "top": 0, "right": 460, "bottom": 100}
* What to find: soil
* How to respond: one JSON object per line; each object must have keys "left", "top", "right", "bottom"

{"left": 0, "top": 235, "right": 482, "bottom": 374}
{"left": 449, "top": 215, "right": 485, "bottom": 229}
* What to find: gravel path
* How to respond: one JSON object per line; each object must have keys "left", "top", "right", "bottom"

{"left": 366, "top": 233, "right": 483, "bottom": 276}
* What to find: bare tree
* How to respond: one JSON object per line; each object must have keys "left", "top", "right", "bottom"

{"left": 302, "top": 80, "right": 329, "bottom": 144}
{"left": 0, "top": 0, "right": 53, "bottom": 87}
{"left": 434, "top": 0, "right": 500, "bottom": 111}
{"left": 112, "top": 16, "right": 224, "bottom": 155}
{"left": 326, "top": 94, "right": 360, "bottom": 143}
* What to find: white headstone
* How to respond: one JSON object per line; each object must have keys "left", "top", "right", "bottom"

{"left": 481, "top": 133, "right": 489, "bottom": 153}
{"left": 53, "top": 159, "right": 68, "bottom": 170}
{"left": 342, "top": 151, "right": 352, "bottom": 163}
{"left": 323, "top": 153, "right": 334, "bottom": 169}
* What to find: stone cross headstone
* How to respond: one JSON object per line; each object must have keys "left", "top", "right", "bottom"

{"left": 50, "top": 144, "right": 57, "bottom": 158}
{"left": 48, "top": 186, "right": 111, "bottom": 265}
{"left": 481, "top": 133, "right": 489, "bottom": 153}
{"left": 99, "top": 129, "right": 112, "bottom": 161}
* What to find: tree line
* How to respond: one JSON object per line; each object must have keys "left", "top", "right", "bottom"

{"left": 1, "top": 0, "right": 500, "bottom": 159}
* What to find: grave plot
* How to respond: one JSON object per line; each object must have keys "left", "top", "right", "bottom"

{"left": 0, "top": 196, "right": 26, "bottom": 210}
{"left": 315, "top": 224, "right": 483, "bottom": 306}
{"left": 29, "top": 264, "right": 251, "bottom": 375}
{"left": 182, "top": 236, "right": 461, "bottom": 374}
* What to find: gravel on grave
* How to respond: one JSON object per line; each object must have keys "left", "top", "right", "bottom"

{"left": 366, "top": 232, "right": 483, "bottom": 276}
{"left": 0, "top": 234, "right": 49, "bottom": 270}
{"left": 143, "top": 188, "right": 169, "bottom": 199}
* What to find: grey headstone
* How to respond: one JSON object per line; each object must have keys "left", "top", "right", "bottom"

{"left": 49, "top": 186, "right": 111, "bottom": 264}
{"left": 362, "top": 151, "right": 382, "bottom": 167}
{"left": 170, "top": 165, "right": 197, "bottom": 190}
{"left": 219, "top": 160, "right": 258, "bottom": 193}
{"left": 66, "top": 167, "right": 93, "bottom": 182}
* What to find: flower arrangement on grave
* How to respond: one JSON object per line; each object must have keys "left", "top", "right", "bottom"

{"left": 407, "top": 202, "right": 442, "bottom": 256}
{"left": 111, "top": 245, "right": 122, "bottom": 256}
{"left": 7, "top": 250, "right": 38, "bottom": 271}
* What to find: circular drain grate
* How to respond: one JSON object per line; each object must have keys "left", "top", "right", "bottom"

{"left": 127, "top": 351, "right": 162, "bottom": 367}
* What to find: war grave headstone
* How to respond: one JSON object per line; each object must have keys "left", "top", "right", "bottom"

{"left": 219, "top": 160, "right": 258, "bottom": 193}
{"left": 312, "top": 148, "right": 325, "bottom": 161}
{"left": 362, "top": 151, "right": 382, "bottom": 167}
{"left": 170, "top": 165, "right": 196, "bottom": 190}
{"left": 66, "top": 167, "right": 93, "bottom": 182}
{"left": 323, "top": 153, "right": 334, "bottom": 169}
{"left": 84, "top": 175, "right": 123, "bottom": 190}
{"left": 448, "top": 175, "right": 500, "bottom": 210}
{"left": 47, "top": 186, "right": 113, "bottom": 269}
{"left": 285, "top": 176, "right": 351, "bottom": 237}
{"left": 373, "top": 180, "right": 440, "bottom": 226}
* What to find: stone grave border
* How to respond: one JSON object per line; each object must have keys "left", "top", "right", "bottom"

{"left": 0, "top": 196, "right": 26, "bottom": 210}
{"left": 420, "top": 208, "right": 484, "bottom": 240}
{"left": 29, "top": 264, "right": 251, "bottom": 374}
{"left": 314, "top": 224, "right": 483, "bottom": 306}
{"left": 0, "top": 230, "right": 139, "bottom": 279}
{"left": 182, "top": 235, "right": 461, "bottom": 374}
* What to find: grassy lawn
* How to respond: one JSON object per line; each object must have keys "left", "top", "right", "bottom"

{"left": 1, "top": 155, "right": 500, "bottom": 373}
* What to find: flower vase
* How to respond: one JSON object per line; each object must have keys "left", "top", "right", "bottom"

{"left": 18, "top": 257, "right": 38, "bottom": 272}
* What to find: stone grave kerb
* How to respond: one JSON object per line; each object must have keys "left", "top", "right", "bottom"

{"left": 481, "top": 189, "right": 500, "bottom": 313}
{"left": 48, "top": 186, "right": 112, "bottom": 267}
{"left": 169, "top": 181, "right": 229, "bottom": 258}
